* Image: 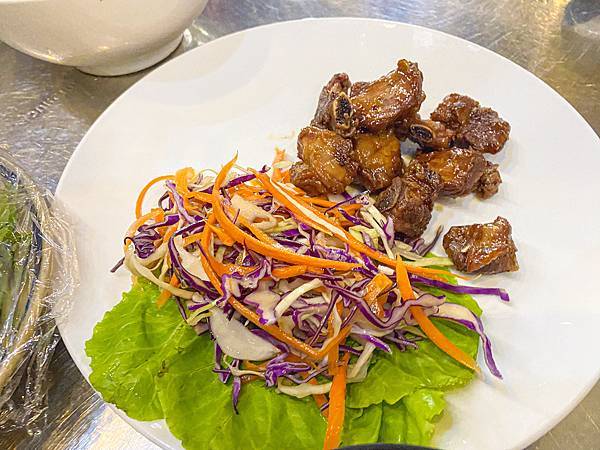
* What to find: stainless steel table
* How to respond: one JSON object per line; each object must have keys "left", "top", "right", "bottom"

{"left": 1, "top": 1, "right": 599, "bottom": 449}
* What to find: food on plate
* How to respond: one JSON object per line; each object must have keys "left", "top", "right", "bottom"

{"left": 375, "top": 162, "right": 442, "bottom": 238}
{"left": 311, "top": 73, "right": 357, "bottom": 137}
{"left": 409, "top": 93, "right": 511, "bottom": 154}
{"left": 413, "top": 147, "right": 500, "bottom": 198}
{"left": 443, "top": 216, "right": 519, "bottom": 274}
{"left": 297, "top": 68, "right": 511, "bottom": 237}
{"left": 290, "top": 126, "right": 357, "bottom": 195}
{"left": 352, "top": 130, "right": 404, "bottom": 191}
{"left": 350, "top": 60, "right": 425, "bottom": 133}
{"left": 88, "top": 58, "right": 520, "bottom": 450}
{"left": 476, "top": 161, "right": 502, "bottom": 199}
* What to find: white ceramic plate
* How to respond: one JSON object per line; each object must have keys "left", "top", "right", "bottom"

{"left": 55, "top": 18, "right": 600, "bottom": 450}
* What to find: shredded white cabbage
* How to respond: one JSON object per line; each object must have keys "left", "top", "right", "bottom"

{"left": 361, "top": 211, "right": 395, "bottom": 259}
{"left": 231, "top": 194, "right": 277, "bottom": 230}
{"left": 274, "top": 278, "right": 323, "bottom": 318}
{"left": 125, "top": 247, "right": 195, "bottom": 299}
{"left": 277, "top": 379, "right": 332, "bottom": 398}
{"left": 173, "top": 235, "right": 210, "bottom": 281}
{"left": 348, "top": 342, "right": 376, "bottom": 382}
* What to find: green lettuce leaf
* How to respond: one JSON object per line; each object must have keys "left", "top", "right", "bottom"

{"left": 341, "top": 405, "right": 383, "bottom": 446}
{"left": 86, "top": 279, "right": 482, "bottom": 449}
{"left": 347, "top": 319, "right": 478, "bottom": 408}
{"left": 157, "top": 335, "right": 326, "bottom": 450}
{"left": 379, "top": 389, "right": 446, "bottom": 445}
{"left": 85, "top": 281, "right": 196, "bottom": 420}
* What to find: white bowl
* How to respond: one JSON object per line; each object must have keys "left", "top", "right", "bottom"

{"left": 0, "top": 0, "right": 208, "bottom": 76}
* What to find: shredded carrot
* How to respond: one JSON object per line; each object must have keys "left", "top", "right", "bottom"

{"left": 363, "top": 273, "right": 393, "bottom": 318}
{"left": 227, "top": 297, "right": 352, "bottom": 360}
{"left": 208, "top": 223, "right": 235, "bottom": 246}
{"left": 308, "top": 378, "right": 328, "bottom": 417}
{"left": 327, "top": 314, "right": 338, "bottom": 376}
{"left": 252, "top": 170, "right": 458, "bottom": 280}
{"left": 271, "top": 148, "right": 287, "bottom": 181}
{"left": 322, "top": 353, "right": 350, "bottom": 450}
{"left": 135, "top": 175, "right": 175, "bottom": 219}
{"left": 237, "top": 216, "right": 278, "bottom": 246}
{"left": 280, "top": 170, "right": 291, "bottom": 183}
{"left": 187, "top": 191, "right": 214, "bottom": 204}
{"left": 272, "top": 265, "right": 308, "bottom": 279}
{"left": 199, "top": 216, "right": 224, "bottom": 294}
{"left": 183, "top": 232, "right": 204, "bottom": 246}
{"left": 395, "top": 257, "right": 480, "bottom": 373}
{"left": 211, "top": 157, "right": 358, "bottom": 271}
{"left": 162, "top": 224, "right": 178, "bottom": 243}
{"left": 243, "top": 361, "right": 267, "bottom": 371}
{"left": 174, "top": 167, "right": 195, "bottom": 194}
{"left": 156, "top": 274, "right": 180, "bottom": 308}
{"left": 228, "top": 298, "right": 320, "bottom": 358}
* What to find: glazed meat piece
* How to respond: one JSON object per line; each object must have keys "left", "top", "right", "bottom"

{"left": 408, "top": 94, "right": 511, "bottom": 154}
{"left": 443, "top": 216, "right": 519, "bottom": 274}
{"left": 353, "top": 130, "right": 403, "bottom": 191}
{"left": 430, "top": 93, "right": 480, "bottom": 129}
{"left": 475, "top": 161, "right": 502, "bottom": 199}
{"left": 289, "top": 162, "right": 327, "bottom": 196}
{"left": 408, "top": 117, "right": 455, "bottom": 150}
{"left": 350, "top": 60, "right": 425, "bottom": 133}
{"left": 291, "top": 126, "right": 357, "bottom": 195}
{"left": 375, "top": 161, "right": 442, "bottom": 238}
{"left": 455, "top": 107, "right": 511, "bottom": 154}
{"left": 413, "top": 147, "right": 487, "bottom": 198}
{"left": 311, "top": 73, "right": 357, "bottom": 137}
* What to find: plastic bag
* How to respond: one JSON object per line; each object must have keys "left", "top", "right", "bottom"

{"left": 0, "top": 153, "right": 77, "bottom": 435}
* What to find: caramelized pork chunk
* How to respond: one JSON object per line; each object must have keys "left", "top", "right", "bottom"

{"left": 408, "top": 117, "right": 455, "bottom": 151}
{"left": 475, "top": 161, "right": 502, "bottom": 199}
{"left": 311, "top": 73, "right": 357, "bottom": 137}
{"left": 430, "top": 93, "right": 480, "bottom": 129}
{"left": 375, "top": 162, "right": 442, "bottom": 238}
{"left": 289, "top": 162, "right": 327, "bottom": 196}
{"left": 413, "top": 147, "right": 487, "bottom": 197}
{"left": 443, "top": 216, "right": 519, "bottom": 274}
{"left": 455, "top": 107, "right": 511, "bottom": 154}
{"left": 409, "top": 94, "right": 511, "bottom": 154}
{"left": 291, "top": 126, "right": 357, "bottom": 195}
{"left": 353, "top": 130, "right": 403, "bottom": 191}
{"left": 350, "top": 60, "right": 425, "bottom": 133}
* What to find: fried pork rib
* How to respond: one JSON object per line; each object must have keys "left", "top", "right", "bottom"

{"left": 409, "top": 93, "right": 511, "bottom": 154}
{"left": 311, "top": 73, "right": 357, "bottom": 137}
{"left": 413, "top": 147, "right": 501, "bottom": 198}
{"left": 375, "top": 161, "right": 442, "bottom": 238}
{"left": 350, "top": 60, "right": 425, "bottom": 133}
{"left": 476, "top": 161, "right": 502, "bottom": 199}
{"left": 290, "top": 126, "right": 357, "bottom": 195}
{"left": 353, "top": 130, "right": 404, "bottom": 191}
{"left": 443, "top": 216, "right": 519, "bottom": 274}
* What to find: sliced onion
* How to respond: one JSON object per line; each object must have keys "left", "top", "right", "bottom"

{"left": 245, "top": 286, "right": 280, "bottom": 325}
{"left": 209, "top": 308, "right": 280, "bottom": 361}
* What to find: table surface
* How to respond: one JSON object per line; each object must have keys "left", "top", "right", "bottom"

{"left": 1, "top": 1, "right": 599, "bottom": 449}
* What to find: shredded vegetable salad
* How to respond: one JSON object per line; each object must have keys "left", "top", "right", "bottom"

{"left": 117, "top": 153, "right": 507, "bottom": 450}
